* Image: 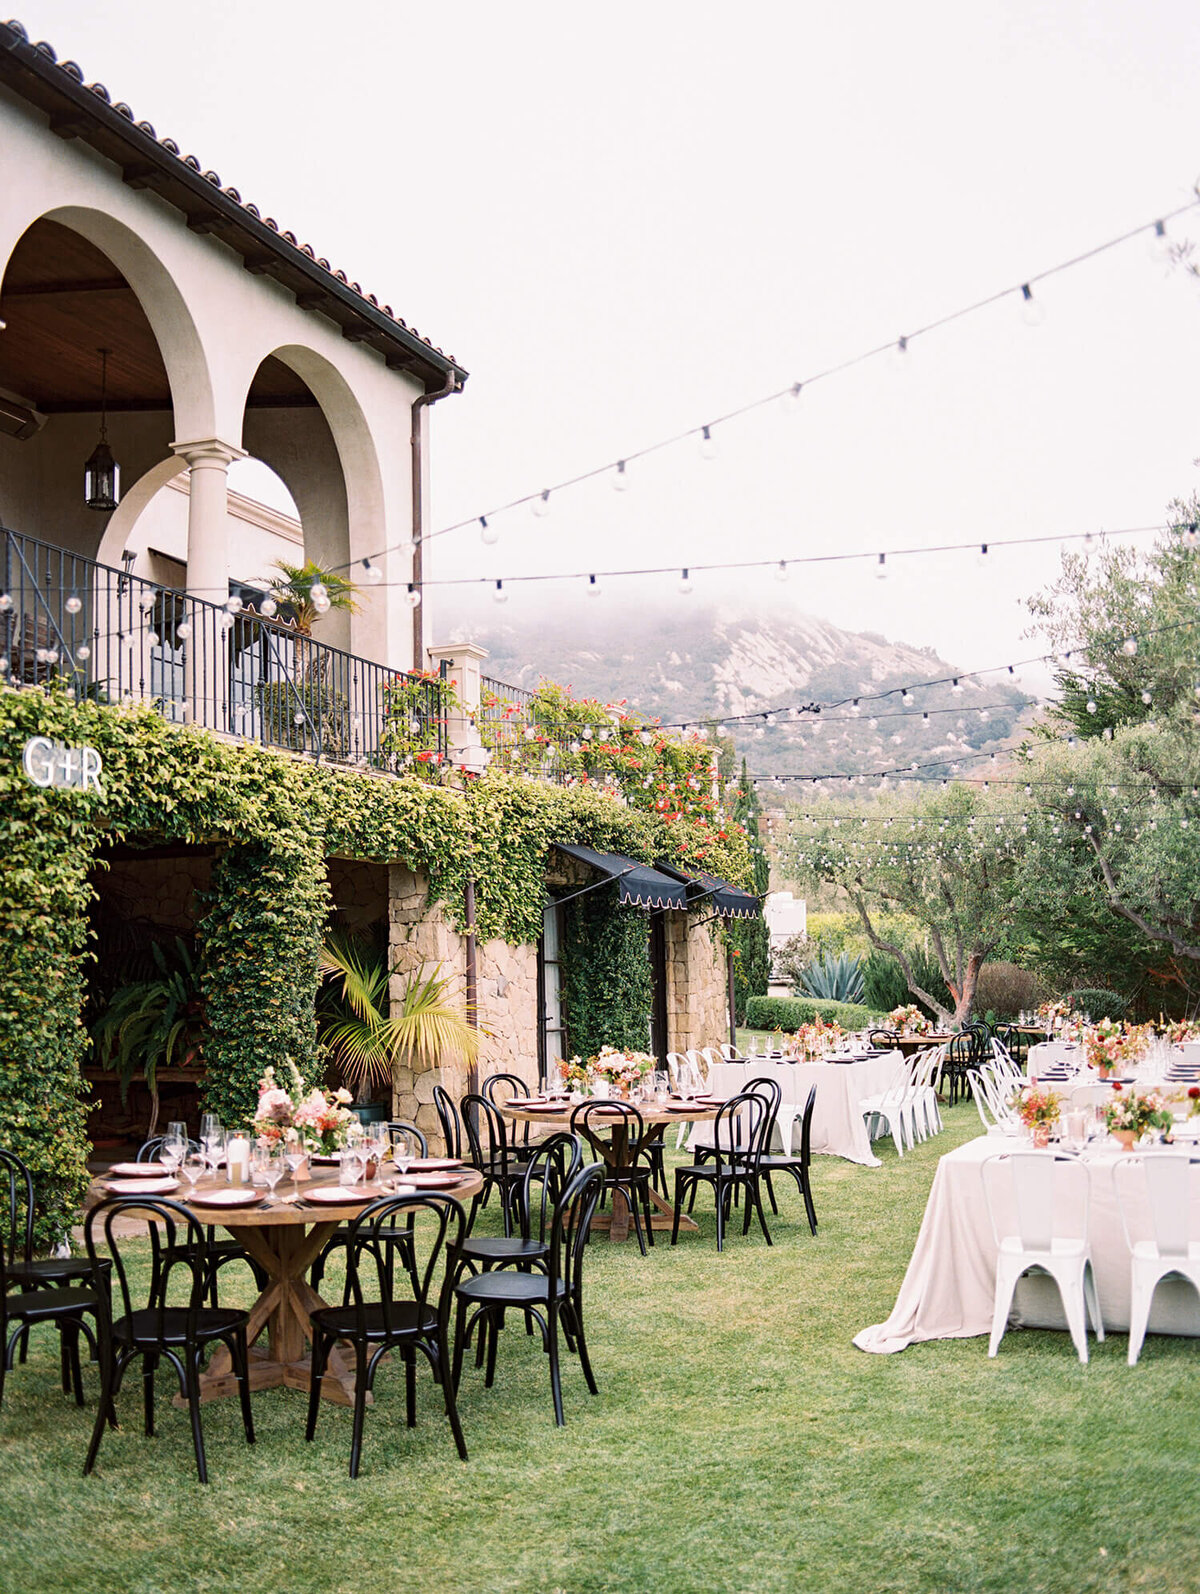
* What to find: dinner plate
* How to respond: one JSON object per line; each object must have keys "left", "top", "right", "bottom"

{"left": 521, "top": 1102, "right": 568, "bottom": 1113}
{"left": 405, "top": 1157, "right": 463, "bottom": 1171}
{"left": 310, "top": 1152, "right": 342, "bottom": 1165}
{"left": 402, "top": 1171, "right": 465, "bottom": 1190}
{"left": 186, "top": 1187, "right": 264, "bottom": 1208}
{"left": 304, "top": 1185, "right": 376, "bottom": 1205}
{"left": 105, "top": 1177, "right": 179, "bottom": 1196}
{"left": 106, "top": 1161, "right": 169, "bottom": 1178}
{"left": 507, "top": 1096, "right": 547, "bottom": 1106}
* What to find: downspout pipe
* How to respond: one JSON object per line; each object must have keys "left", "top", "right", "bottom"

{"left": 464, "top": 877, "right": 480, "bottom": 1096}
{"left": 410, "top": 370, "right": 461, "bottom": 669}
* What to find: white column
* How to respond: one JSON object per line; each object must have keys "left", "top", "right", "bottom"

{"left": 171, "top": 437, "right": 246, "bottom": 730}
{"left": 426, "top": 640, "right": 490, "bottom": 774}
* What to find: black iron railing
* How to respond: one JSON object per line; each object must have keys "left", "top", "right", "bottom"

{"left": 0, "top": 528, "right": 447, "bottom": 767}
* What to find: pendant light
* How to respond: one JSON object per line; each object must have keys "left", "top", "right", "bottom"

{"left": 84, "top": 347, "right": 120, "bottom": 511}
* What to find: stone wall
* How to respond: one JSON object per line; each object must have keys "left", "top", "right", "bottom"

{"left": 475, "top": 939, "right": 540, "bottom": 1091}
{"left": 100, "top": 850, "right": 212, "bottom": 931}
{"left": 665, "top": 915, "right": 729, "bottom": 1056}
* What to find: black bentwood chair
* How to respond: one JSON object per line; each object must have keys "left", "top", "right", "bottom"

{"left": 754, "top": 1084, "right": 819, "bottom": 1236}
{"left": 1, "top": 1226, "right": 106, "bottom": 1412}
{"left": 462, "top": 1093, "right": 531, "bottom": 1237}
{"left": 452, "top": 1161, "right": 605, "bottom": 1427}
{"left": 138, "top": 1138, "right": 267, "bottom": 1308}
{"left": 481, "top": 1071, "right": 539, "bottom": 1148}
{"left": 83, "top": 1195, "right": 255, "bottom": 1483}
{"left": 305, "top": 1192, "right": 468, "bottom": 1477}
{"left": 310, "top": 1121, "right": 431, "bottom": 1300}
{"left": 449, "top": 1131, "right": 582, "bottom": 1282}
{"left": 672, "top": 1091, "right": 771, "bottom": 1252}
{"left": 570, "top": 1100, "right": 658, "bottom": 1256}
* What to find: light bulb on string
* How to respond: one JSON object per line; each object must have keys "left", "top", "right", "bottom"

{"left": 259, "top": 597, "right": 277, "bottom": 619}
{"left": 361, "top": 558, "right": 384, "bottom": 586}
{"left": 951, "top": 679, "right": 962, "bottom": 694}
{"left": 678, "top": 568, "right": 693, "bottom": 596}
{"left": 780, "top": 382, "right": 802, "bottom": 415}
{"left": 699, "top": 426, "right": 717, "bottom": 461}
{"left": 1183, "top": 523, "right": 1199, "bottom": 549}
{"left": 309, "top": 582, "right": 326, "bottom": 607}
{"left": 585, "top": 574, "right": 601, "bottom": 598}
{"left": 65, "top": 596, "right": 82, "bottom": 615}
{"left": 1141, "top": 690, "right": 1152, "bottom": 705}
{"left": 611, "top": 461, "right": 630, "bottom": 492}
{"left": 774, "top": 561, "right": 789, "bottom": 583}
{"left": 492, "top": 580, "right": 507, "bottom": 604}
{"left": 176, "top": 621, "right": 191, "bottom": 640}
{"left": 1146, "top": 219, "right": 1171, "bottom": 263}
{"left": 875, "top": 553, "right": 887, "bottom": 580}
{"left": 531, "top": 489, "right": 551, "bottom": 519}
{"left": 886, "top": 335, "right": 909, "bottom": 374}
{"left": 479, "top": 516, "right": 499, "bottom": 546}
{"left": 1122, "top": 637, "right": 1138, "bottom": 656}
{"left": 976, "top": 543, "right": 989, "bottom": 567}
{"left": 405, "top": 584, "right": 421, "bottom": 609}
{"left": 1019, "top": 283, "right": 1046, "bottom": 327}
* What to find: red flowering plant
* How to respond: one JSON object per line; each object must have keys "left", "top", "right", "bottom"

{"left": 379, "top": 668, "right": 457, "bottom": 783}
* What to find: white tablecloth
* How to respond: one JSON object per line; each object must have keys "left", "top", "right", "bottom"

{"left": 854, "top": 1135, "right": 1200, "bottom": 1353}
{"left": 697, "top": 1052, "right": 906, "bottom": 1166}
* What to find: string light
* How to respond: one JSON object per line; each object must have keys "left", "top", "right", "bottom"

{"left": 361, "top": 559, "right": 383, "bottom": 586}
{"left": 586, "top": 574, "right": 601, "bottom": 598}
{"left": 492, "top": 580, "right": 508, "bottom": 603}
{"left": 405, "top": 584, "right": 421, "bottom": 609}
{"left": 775, "top": 561, "right": 789, "bottom": 582}
{"left": 875, "top": 553, "right": 887, "bottom": 580}
{"left": 699, "top": 426, "right": 717, "bottom": 461}
{"left": 678, "top": 568, "right": 694, "bottom": 595}
{"left": 1020, "top": 283, "right": 1045, "bottom": 327}
{"left": 531, "top": 489, "right": 551, "bottom": 519}
{"left": 480, "top": 515, "right": 499, "bottom": 545}
{"left": 329, "top": 198, "right": 1200, "bottom": 573}
{"left": 612, "top": 461, "right": 630, "bottom": 492}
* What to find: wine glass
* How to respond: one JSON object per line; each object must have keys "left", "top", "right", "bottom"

{"left": 159, "top": 1128, "right": 186, "bottom": 1174}
{"left": 253, "top": 1143, "right": 285, "bottom": 1204}
{"left": 392, "top": 1132, "right": 411, "bottom": 1184}
{"left": 283, "top": 1134, "right": 307, "bottom": 1188}
{"left": 201, "top": 1126, "right": 225, "bottom": 1179}
{"left": 180, "top": 1150, "right": 206, "bottom": 1196}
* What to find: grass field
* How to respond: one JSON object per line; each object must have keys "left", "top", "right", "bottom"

{"left": 2, "top": 1103, "right": 1198, "bottom": 1594}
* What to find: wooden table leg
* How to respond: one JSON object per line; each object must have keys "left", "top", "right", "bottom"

{"left": 583, "top": 1125, "right": 701, "bottom": 1240}
{"left": 178, "top": 1217, "right": 369, "bottom": 1408}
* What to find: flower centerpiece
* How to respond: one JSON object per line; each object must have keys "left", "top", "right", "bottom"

{"left": 794, "top": 1018, "right": 844, "bottom": 1059}
{"left": 1035, "top": 999, "right": 1085, "bottom": 1034}
{"left": 1085, "top": 1018, "right": 1151, "bottom": 1079}
{"left": 1014, "top": 1084, "right": 1063, "bottom": 1147}
{"left": 1103, "top": 1085, "right": 1172, "bottom": 1149}
{"left": 252, "top": 1062, "right": 356, "bottom": 1155}
{"left": 888, "top": 1004, "right": 930, "bottom": 1036}
{"left": 553, "top": 1046, "right": 657, "bottom": 1098}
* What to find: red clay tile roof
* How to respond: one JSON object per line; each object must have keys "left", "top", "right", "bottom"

{"left": 0, "top": 18, "right": 467, "bottom": 390}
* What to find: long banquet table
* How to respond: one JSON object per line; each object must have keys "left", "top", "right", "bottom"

{"left": 698, "top": 1051, "right": 906, "bottom": 1166}
{"left": 854, "top": 1134, "right": 1200, "bottom": 1354}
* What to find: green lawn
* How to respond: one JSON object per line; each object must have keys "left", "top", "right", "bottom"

{"left": 2, "top": 1105, "right": 1198, "bottom": 1594}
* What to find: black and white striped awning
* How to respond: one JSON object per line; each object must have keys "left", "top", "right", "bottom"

{"left": 653, "top": 861, "right": 761, "bottom": 919}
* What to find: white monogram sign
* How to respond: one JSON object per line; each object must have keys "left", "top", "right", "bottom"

{"left": 21, "top": 736, "right": 103, "bottom": 794}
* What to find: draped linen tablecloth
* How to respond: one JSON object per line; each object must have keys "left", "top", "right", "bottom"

{"left": 697, "top": 1052, "right": 906, "bottom": 1166}
{"left": 854, "top": 1134, "right": 1200, "bottom": 1354}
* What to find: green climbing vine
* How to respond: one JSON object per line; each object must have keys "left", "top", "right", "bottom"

{"left": 560, "top": 887, "right": 654, "bottom": 1057}
{"left": 0, "top": 683, "right": 753, "bottom": 1245}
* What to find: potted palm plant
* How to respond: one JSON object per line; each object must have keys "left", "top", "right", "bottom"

{"left": 259, "top": 561, "right": 360, "bottom": 754}
{"left": 317, "top": 932, "right": 481, "bottom": 1118}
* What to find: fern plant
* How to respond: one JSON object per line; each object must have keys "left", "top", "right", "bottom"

{"left": 90, "top": 936, "right": 206, "bottom": 1137}
{"left": 798, "top": 951, "right": 865, "bottom": 1005}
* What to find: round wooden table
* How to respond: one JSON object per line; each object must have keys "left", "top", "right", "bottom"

{"left": 92, "top": 1162, "right": 482, "bottom": 1408}
{"left": 500, "top": 1099, "right": 720, "bottom": 1243}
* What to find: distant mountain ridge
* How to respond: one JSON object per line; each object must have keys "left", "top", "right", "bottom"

{"left": 464, "top": 602, "right": 1033, "bottom": 780}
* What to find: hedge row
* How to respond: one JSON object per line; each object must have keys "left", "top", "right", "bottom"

{"left": 745, "top": 995, "right": 885, "bottom": 1032}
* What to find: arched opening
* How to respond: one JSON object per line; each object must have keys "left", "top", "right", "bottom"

{"left": 0, "top": 217, "right": 179, "bottom": 559}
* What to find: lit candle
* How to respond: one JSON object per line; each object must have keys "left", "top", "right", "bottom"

{"left": 226, "top": 1133, "right": 250, "bottom": 1187}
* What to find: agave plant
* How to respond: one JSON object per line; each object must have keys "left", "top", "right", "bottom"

{"left": 317, "top": 933, "right": 481, "bottom": 1100}
{"left": 798, "top": 950, "right": 865, "bottom": 1006}
{"left": 90, "top": 936, "right": 206, "bottom": 1137}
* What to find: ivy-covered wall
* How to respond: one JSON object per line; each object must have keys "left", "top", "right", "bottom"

{"left": 0, "top": 686, "right": 752, "bottom": 1245}
{"left": 560, "top": 888, "right": 654, "bottom": 1058}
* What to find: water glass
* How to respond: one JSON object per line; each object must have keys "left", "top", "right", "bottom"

{"left": 180, "top": 1151, "right": 206, "bottom": 1194}
{"left": 159, "top": 1130, "right": 186, "bottom": 1172}
{"left": 201, "top": 1127, "right": 225, "bottom": 1176}
{"left": 253, "top": 1144, "right": 285, "bottom": 1202}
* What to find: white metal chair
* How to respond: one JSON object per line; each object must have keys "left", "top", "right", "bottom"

{"left": 981, "top": 1152, "right": 1104, "bottom": 1363}
{"left": 909, "top": 1046, "right": 945, "bottom": 1139}
{"left": 860, "top": 1073, "right": 915, "bottom": 1158}
{"left": 967, "top": 1068, "right": 1000, "bottom": 1132}
{"left": 1068, "top": 1083, "right": 1111, "bottom": 1112}
{"left": 1113, "top": 1153, "right": 1200, "bottom": 1365}
{"left": 719, "top": 1043, "right": 742, "bottom": 1062}
{"left": 976, "top": 1064, "right": 1020, "bottom": 1130}
{"left": 990, "top": 1037, "right": 1026, "bottom": 1090}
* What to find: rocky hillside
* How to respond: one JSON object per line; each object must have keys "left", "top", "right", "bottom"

{"left": 465, "top": 602, "right": 1033, "bottom": 781}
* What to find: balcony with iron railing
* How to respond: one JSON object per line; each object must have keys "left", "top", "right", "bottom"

{"left": 0, "top": 527, "right": 448, "bottom": 769}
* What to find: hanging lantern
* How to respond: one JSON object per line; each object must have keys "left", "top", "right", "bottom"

{"left": 84, "top": 348, "right": 120, "bottom": 511}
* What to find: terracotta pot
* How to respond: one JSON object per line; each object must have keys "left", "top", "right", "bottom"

{"left": 1112, "top": 1129, "right": 1137, "bottom": 1150}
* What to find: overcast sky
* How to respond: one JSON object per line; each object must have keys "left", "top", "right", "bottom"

{"left": 19, "top": 1, "right": 1200, "bottom": 694}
